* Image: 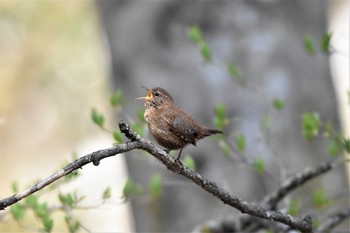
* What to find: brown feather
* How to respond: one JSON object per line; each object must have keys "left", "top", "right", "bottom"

{"left": 140, "top": 87, "right": 223, "bottom": 160}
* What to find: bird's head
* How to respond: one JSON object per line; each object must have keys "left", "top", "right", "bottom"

{"left": 136, "top": 86, "right": 174, "bottom": 109}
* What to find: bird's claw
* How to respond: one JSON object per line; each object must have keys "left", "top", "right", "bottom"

{"left": 164, "top": 148, "right": 171, "bottom": 154}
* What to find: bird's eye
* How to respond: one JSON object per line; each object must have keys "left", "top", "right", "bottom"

{"left": 154, "top": 92, "right": 159, "bottom": 97}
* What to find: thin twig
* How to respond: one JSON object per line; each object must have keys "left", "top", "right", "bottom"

{"left": 0, "top": 121, "right": 313, "bottom": 233}
{"left": 261, "top": 158, "right": 342, "bottom": 210}
{"left": 0, "top": 142, "right": 136, "bottom": 210}
{"left": 315, "top": 208, "right": 350, "bottom": 233}
{"left": 196, "top": 156, "right": 343, "bottom": 232}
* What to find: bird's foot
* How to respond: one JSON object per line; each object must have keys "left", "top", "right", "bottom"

{"left": 174, "top": 158, "right": 183, "bottom": 166}
{"left": 164, "top": 148, "right": 172, "bottom": 154}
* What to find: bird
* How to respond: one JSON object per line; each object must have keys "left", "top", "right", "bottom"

{"left": 137, "top": 86, "right": 223, "bottom": 161}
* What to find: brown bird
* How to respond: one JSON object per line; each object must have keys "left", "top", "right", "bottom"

{"left": 137, "top": 86, "right": 223, "bottom": 161}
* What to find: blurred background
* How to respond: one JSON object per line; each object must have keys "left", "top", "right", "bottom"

{"left": 0, "top": 0, "right": 349, "bottom": 232}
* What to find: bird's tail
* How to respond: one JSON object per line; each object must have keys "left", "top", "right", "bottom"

{"left": 208, "top": 128, "right": 223, "bottom": 135}
{"left": 198, "top": 128, "right": 223, "bottom": 139}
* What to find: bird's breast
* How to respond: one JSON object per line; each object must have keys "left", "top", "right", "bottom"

{"left": 143, "top": 107, "right": 187, "bottom": 150}
{"left": 144, "top": 108, "right": 157, "bottom": 123}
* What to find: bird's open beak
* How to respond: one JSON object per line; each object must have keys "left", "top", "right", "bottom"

{"left": 136, "top": 86, "right": 153, "bottom": 100}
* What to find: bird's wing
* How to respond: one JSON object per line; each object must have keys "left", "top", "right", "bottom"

{"left": 160, "top": 112, "right": 197, "bottom": 146}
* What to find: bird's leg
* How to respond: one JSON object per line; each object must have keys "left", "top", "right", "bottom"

{"left": 164, "top": 148, "right": 172, "bottom": 154}
{"left": 175, "top": 148, "right": 183, "bottom": 161}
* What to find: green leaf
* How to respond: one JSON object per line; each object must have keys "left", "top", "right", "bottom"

{"left": 343, "top": 138, "right": 350, "bottom": 153}
{"left": 219, "top": 140, "right": 231, "bottom": 157}
{"left": 58, "top": 193, "right": 75, "bottom": 208}
{"left": 25, "top": 194, "right": 38, "bottom": 207}
{"left": 287, "top": 198, "right": 300, "bottom": 216}
{"left": 312, "top": 218, "right": 320, "bottom": 229}
{"left": 213, "top": 103, "right": 227, "bottom": 130}
{"left": 183, "top": 156, "right": 196, "bottom": 171}
{"left": 324, "top": 121, "right": 333, "bottom": 137}
{"left": 91, "top": 108, "right": 104, "bottom": 128}
{"left": 188, "top": 26, "right": 212, "bottom": 62}
{"left": 112, "top": 130, "right": 123, "bottom": 143}
{"left": 215, "top": 103, "right": 226, "bottom": 120}
{"left": 304, "top": 35, "right": 315, "bottom": 56}
{"left": 302, "top": 112, "right": 321, "bottom": 141}
{"left": 187, "top": 26, "right": 203, "bottom": 44}
{"left": 235, "top": 133, "right": 246, "bottom": 152}
{"left": 312, "top": 189, "right": 329, "bottom": 208}
{"left": 320, "top": 32, "right": 332, "bottom": 53}
{"left": 42, "top": 215, "right": 54, "bottom": 233}
{"left": 65, "top": 216, "right": 81, "bottom": 233}
{"left": 149, "top": 174, "right": 162, "bottom": 199}
{"left": 327, "top": 137, "right": 342, "bottom": 156}
{"left": 11, "top": 181, "right": 19, "bottom": 193}
{"left": 10, "top": 203, "right": 26, "bottom": 220}
{"left": 260, "top": 115, "right": 270, "bottom": 131}
{"left": 102, "top": 187, "right": 112, "bottom": 200}
{"left": 222, "top": 144, "right": 230, "bottom": 157}
{"left": 24, "top": 200, "right": 53, "bottom": 233}
{"left": 254, "top": 158, "right": 265, "bottom": 174}
{"left": 213, "top": 116, "right": 223, "bottom": 130}
{"left": 131, "top": 122, "right": 144, "bottom": 137}
{"left": 136, "top": 108, "right": 145, "bottom": 123}
{"left": 34, "top": 203, "right": 49, "bottom": 219}
{"left": 227, "top": 63, "right": 242, "bottom": 81}
{"left": 122, "top": 178, "right": 142, "bottom": 199}
{"left": 110, "top": 90, "right": 123, "bottom": 107}
{"left": 199, "top": 41, "right": 212, "bottom": 62}
{"left": 273, "top": 99, "right": 284, "bottom": 110}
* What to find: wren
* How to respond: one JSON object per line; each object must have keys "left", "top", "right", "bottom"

{"left": 137, "top": 86, "right": 223, "bottom": 161}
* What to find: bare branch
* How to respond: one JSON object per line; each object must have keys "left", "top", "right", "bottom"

{"left": 315, "top": 208, "right": 350, "bottom": 233}
{"left": 0, "top": 140, "right": 139, "bottom": 210}
{"left": 193, "top": 153, "right": 343, "bottom": 232}
{"left": 261, "top": 158, "right": 342, "bottom": 210}
{"left": 0, "top": 121, "right": 313, "bottom": 232}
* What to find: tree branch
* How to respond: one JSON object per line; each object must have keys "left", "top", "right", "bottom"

{"left": 0, "top": 139, "right": 139, "bottom": 210}
{"left": 0, "top": 121, "right": 313, "bottom": 232}
{"left": 195, "top": 156, "right": 343, "bottom": 232}
{"left": 261, "top": 158, "right": 342, "bottom": 210}
{"left": 315, "top": 208, "right": 350, "bottom": 233}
